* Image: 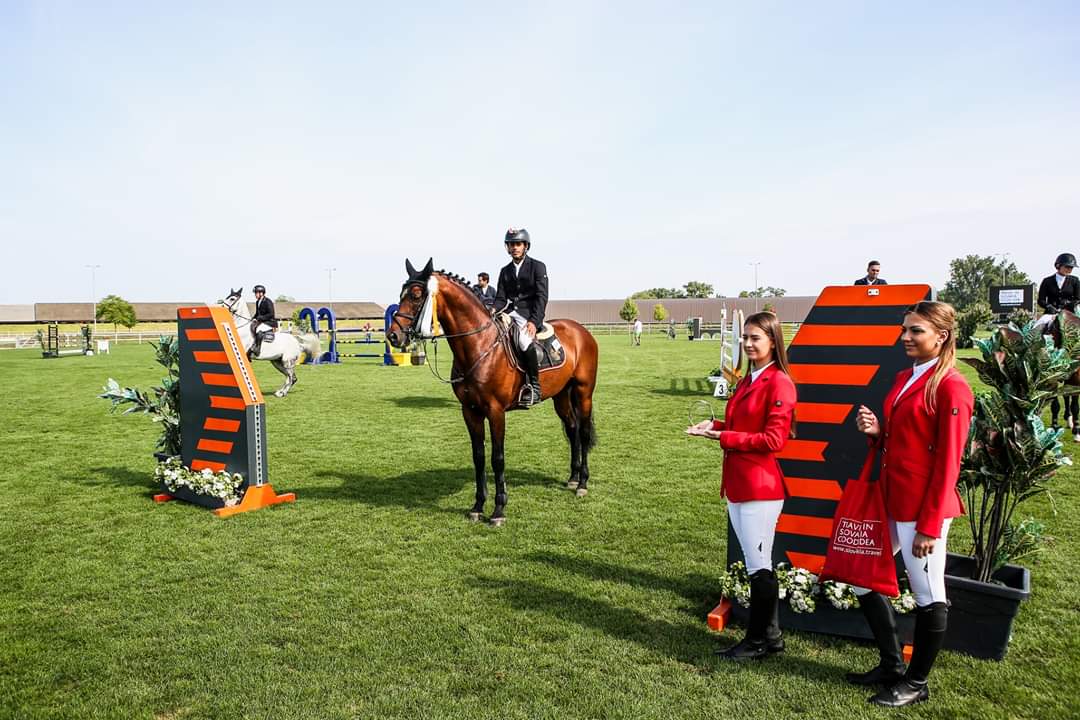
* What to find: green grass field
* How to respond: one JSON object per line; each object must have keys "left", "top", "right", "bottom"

{"left": 2, "top": 335, "right": 1078, "bottom": 719}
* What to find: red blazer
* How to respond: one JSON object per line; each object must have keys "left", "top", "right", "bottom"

{"left": 710, "top": 364, "right": 797, "bottom": 502}
{"left": 874, "top": 366, "right": 974, "bottom": 538}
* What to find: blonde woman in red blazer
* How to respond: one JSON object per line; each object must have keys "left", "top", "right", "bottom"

{"left": 849, "top": 301, "right": 974, "bottom": 708}
{"left": 687, "top": 312, "right": 797, "bottom": 660}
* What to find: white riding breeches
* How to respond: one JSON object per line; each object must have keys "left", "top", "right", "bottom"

{"left": 508, "top": 311, "right": 534, "bottom": 352}
{"left": 727, "top": 499, "right": 784, "bottom": 574}
{"left": 853, "top": 518, "right": 952, "bottom": 606}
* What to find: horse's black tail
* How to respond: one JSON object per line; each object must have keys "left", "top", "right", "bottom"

{"left": 579, "top": 411, "right": 597, "bottom": 452}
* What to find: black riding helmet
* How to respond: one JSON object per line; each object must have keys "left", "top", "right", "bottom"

{"left": 505, "top": 227, "right": 531, "bottom": 250}
{"left": 1056, "top": 253, "right": 1076, "bottom": 269}
{"left": 253, "top": 284, "right": 267, "bottom": 293}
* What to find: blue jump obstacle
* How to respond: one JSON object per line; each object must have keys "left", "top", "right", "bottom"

{"left": 298, "top": 305, "right": 399, "bottom": 365}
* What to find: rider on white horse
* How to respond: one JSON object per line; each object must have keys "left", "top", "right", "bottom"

{"left": 249, "top": 284, "right": 278, "bottom": 360}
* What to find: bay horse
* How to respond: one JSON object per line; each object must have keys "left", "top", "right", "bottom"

{"left": 386, "top": 259, "right": 598, "bottom": 526}
{"left": 222, "top": 288, "right": 321, "bottom": 397}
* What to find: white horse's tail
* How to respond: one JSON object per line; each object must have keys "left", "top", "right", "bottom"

{"left": 296, "top": 332, "right": 321, "bottom": 362}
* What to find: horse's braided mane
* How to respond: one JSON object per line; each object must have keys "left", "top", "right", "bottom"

{"left": 437, "top": 269, "right": 474, "bottom": 290}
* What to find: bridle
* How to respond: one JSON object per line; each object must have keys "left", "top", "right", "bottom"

{"left": 395, "top": 278, "right": 501, "bottom": 384}
{"left": 222, "top": 294, "right": 252, "bottom": 323}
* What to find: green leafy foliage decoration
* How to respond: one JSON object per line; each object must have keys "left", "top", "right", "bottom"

{"left": 98, "top": 336, "right": 181, "bottom": 456}
{"left": 960, "top": 314, "right": 1080, "bottom": 581}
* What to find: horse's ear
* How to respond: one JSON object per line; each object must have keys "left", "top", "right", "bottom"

{"left": 405, "top": 259, "right": 417, "bottom": 279}
{"left": 421, "top": 258, "right": 434, "bottom": 277}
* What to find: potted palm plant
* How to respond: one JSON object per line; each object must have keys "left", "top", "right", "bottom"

{"left": 950, "top": 313, "right": 1080, "bottom": 659}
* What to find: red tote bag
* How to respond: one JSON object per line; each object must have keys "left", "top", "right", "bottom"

{"left": 819, "top": 449, "right": 899, "bottom": 597}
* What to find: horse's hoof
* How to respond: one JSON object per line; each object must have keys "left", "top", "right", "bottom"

{"left": 575, "top": 487, "right": 588, "bottom": 497}
{"left": 566, "top": 480, "right": 579, "bottom": 490}
{"left": 489, "top": 516, "right": 505, "bottom": 527}
{"left": 467, "top": 512, "right": 483, "bottom": 523}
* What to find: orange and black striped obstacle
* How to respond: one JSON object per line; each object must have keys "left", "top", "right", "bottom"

{"left": 153, "top": 306, "right": 295, "bottom": 517}
{"left": 711, "top": 284, "right": 932, "bottom": 636}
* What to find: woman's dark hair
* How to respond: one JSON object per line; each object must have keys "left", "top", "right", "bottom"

{"left": 742, "top": 311, "right": 796, "bottom": 437}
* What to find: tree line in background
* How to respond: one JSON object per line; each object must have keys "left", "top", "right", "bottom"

{"left": 620, "top": 254, "right": 1041, "bottom": 342}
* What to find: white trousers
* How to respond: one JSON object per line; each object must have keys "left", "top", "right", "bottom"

{"left": 854, "top": 518, "right": 952, "bottom": 606}
{"left": 727, "top": 499, "right": 784, "bottom": 574}
{"left": 508, "top": 311, "right": 534, "bottom": 352}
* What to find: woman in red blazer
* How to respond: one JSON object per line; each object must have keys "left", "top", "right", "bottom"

{"left": 687, "top": 311, "right": 797, "bottom": 660}
{"left": 850, "top": 301, "right": 974, "bottom": 708}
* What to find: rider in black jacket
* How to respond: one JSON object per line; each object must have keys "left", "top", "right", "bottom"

{"left": 1038, "top": 253, "right": 1079, "bottom": 314}
{"left": 495, "top": 228, "right": 549, "bottom": 407}
{"left": 249, "top": 284, "right": 278, "bottom": 359}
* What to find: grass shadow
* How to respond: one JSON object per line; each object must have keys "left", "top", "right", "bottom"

{"left": 651, "top": 378, "right": 712, "bottom": 397}
{"left": 524, "top": 551, "right": 717, "bottom": 617}
{"left": 305, "top": 467, "right": 563, "bottom": 513}
{"left": 78, "top": 465, "right": 157, "bottom": 492}
{"left": 391, "top": 395, "right": 459, "bottom": 408}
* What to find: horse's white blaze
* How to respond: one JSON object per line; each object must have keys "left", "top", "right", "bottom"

{"left": 417, "top": 275, "right": 439, "bottom": 338}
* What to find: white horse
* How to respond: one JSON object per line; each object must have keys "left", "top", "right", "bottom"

{"left": 221, "top": 288, "right": 321, "bottom": 397}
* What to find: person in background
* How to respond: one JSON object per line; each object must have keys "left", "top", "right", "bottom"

{"left": 474, "top": 272, "right": 496, "bottom": 308}
{"left": 855, "top": 261, "right": 888, "bottom": 286}
{"left": 849, "top": 301, "right": 973, "bottom": 707}
{"left": 686, "top": 311, "right": 797, "bottom": 660}
{"left": 633, "top": 318, "right": 643, "bottom": 346}
{"left": 1037, "top": 253, "right": 1080, "bottom": 435}
{"left": 249, "top": 284, "right": 278, "bottom": 359}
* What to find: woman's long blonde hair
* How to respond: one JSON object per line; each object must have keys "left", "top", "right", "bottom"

{"left": 905, "top": 301, "right": 957, "bottom": 414}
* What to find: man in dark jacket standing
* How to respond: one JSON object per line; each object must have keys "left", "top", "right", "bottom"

{"left": 854, "top": 261, "right": 888, "bottom": 286}
{"left": 474, "top": 272, "right": 497, "bottom": 307}
{"left": 249, "top": 284, "right": 278, "bottom": 359}
{"left": 495, "top": 227, "right": 548, "bottom": 408}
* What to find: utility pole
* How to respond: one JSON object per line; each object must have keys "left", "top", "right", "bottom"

{"left": 749, "top": 262, "right": 761, "bottom": 313}
{"left": 326, "top": 267, "right": 337, "bottom": 312}
{"left": 85, "top": 264, "right": 102, "bottom": 331}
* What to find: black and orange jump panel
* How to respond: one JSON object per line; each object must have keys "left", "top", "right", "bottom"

{"left": 158, "top": 306, "right": 293, "bottom": 517}
{"left": 726, "top": 285, "right": 932, "bottom": 628}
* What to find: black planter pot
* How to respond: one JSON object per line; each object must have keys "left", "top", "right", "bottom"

{"left": 725, "top": 552, "right": 1030, "bottom": 661}
{"left": 942, "top": 553, "right": 1030, "bottom": 661}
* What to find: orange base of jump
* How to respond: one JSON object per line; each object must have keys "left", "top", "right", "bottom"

{"left": 903, "top": 644, "right": 913, "bottom": 663}
{"left": 153, "top": 493, "right": 175, "bottom": 503}
{"left": 707, "top": 598, "right": 733, "bottom": 631}
{"left": 211, "top": 484, "right": 296, "bottom": 518}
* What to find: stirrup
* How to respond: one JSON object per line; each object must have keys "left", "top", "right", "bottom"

{"left": 516, "top": 383, "right": 541, "bottom": 408}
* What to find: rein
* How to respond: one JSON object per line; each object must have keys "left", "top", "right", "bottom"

{"left": 398, "top": 279, "right": 504, "bottom": 385}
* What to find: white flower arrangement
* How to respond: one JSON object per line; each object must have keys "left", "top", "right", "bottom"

{"left": 821, "top": 580, "right": 859, "bottom": 610}
{"left": 890, "top": 587, "right": 917, "bottom": 613}
{"left": 718, "top": 561, "right": 752, "bottom": 608}
{"left": 154, "top": 456, "right": 244, "bottom": 506}
{"left": 718, "top": 560, "right": 918, "bottom": 615}
{"left": 776, "top": 563, "right": 819, "bottom": 613}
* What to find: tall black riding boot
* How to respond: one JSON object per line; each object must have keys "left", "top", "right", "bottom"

{"left": 870, "top": 602, "right": 947, "bottom": 707}
{"left": 518, "top": 345, "right": 542, "bottom": 408}
{"left": 846, "top": 592, "right": 905, "bottom": 686}
{"left": 718, "top": 569, "right": 781, "bottom": 660}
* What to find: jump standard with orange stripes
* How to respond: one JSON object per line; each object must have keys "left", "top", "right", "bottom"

{"left": 153, "top": 305, "right": 295, "bottom": 517}
{"left": 710, "top": 285, "right": 935, "bottom": 647}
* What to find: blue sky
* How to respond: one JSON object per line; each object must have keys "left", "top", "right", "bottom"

{"left": 2, "top": 2, "right": 1078, "bottom": 304}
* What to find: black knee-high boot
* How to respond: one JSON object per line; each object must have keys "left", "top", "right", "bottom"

{"left": 1051, "top": 396, "right": 1062, "bottom": 429}
{"left": 870, "top": 602, "right": 947, "bottom": 707}
{"left": 718, "top": 569, "right": 783, "bottom": 660}
{"left": 846, "top": 592, "right": 905, "bottom": 686}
